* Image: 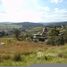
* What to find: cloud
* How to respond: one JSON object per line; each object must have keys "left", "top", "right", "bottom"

{"left": 0, "top": 0, "right": 67, "bottom": 22}
{"left": 1, "top": 0, "right": 37, "bottom": 22}
{"left": 1, "top": 0, "right": 50, "bottom": 22}
{"left": 49, "top": 0, "right": 63, "bottom": 4}
{"left": 40, "top": 8, "right": 67, "bottom": 22}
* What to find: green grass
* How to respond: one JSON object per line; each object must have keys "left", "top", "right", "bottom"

{"left": 0, "top": 38, "right": 67, "bottom": 66}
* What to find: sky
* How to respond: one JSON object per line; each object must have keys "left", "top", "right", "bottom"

{"left": 0, "top": 0, "right": 67, "bottom": 22}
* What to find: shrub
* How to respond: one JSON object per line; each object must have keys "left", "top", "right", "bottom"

{"left": 46, "top": 36, "right": 64, "bottom": 46}
{"left": 48, "top": 28, "right": 59, "bottom": 36}
{"left": 46, "top": 36, "right": 55, "bottom": 45}
{"left": 3, "top": 55, "right": 11, "bottom": 60}
{"left": 0, "top": 55, "right": 11, "bottom": 62}
{"left": 13, "top": 29, "right": 21, "bottom": 40}
{"left": 54, "top": 36, "right": 64, "bottom": 45}
{"left": 13, "top": 54, "right": 22, "bottom": 61}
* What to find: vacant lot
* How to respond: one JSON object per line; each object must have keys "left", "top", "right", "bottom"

{"left": 0, "top": 38, "right": 67, "bottom": 66}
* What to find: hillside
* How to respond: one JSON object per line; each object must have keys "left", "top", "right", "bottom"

{"left": 0, "top": 22, "right": 67, "bottom": 66}
{"left": 42, "top": 21, "right": 67, "bottom": 27}
{"left": 0, "top": 23, "right": 22, "bottom": 30}
{"left": 0, "top": 21, "right": 67, "bottom": 30}
{"left": 14, "top": 22, "right": 44, "bottom": 30}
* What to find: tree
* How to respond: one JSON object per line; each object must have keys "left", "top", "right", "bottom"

{"left": 46, "top": 27, "right": 64, "bottom": 46}
{"left": 48, "top": 28, "right": 59, "bottom": 36}
{"left": 13, "top": 29, "right": 21, "bottom": 40}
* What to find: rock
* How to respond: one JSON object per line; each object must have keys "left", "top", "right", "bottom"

{"left": 0, "top": 42, "right": 5, "bottom": 45}
{"left": 0, "top": 42, "right": 5, "bottom": 48}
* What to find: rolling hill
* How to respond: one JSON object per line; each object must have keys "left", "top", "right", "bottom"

{"left": 0, "top": 21, "right": 67, "bottom": 30}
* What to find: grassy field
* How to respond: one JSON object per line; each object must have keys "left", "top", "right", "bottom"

{"left": 0, "top": 38, "right": 67, "bottom": 66}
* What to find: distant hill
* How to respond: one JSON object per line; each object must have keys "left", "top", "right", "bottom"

{"left": 14, "top": 21, "right": 67, "bottom": 30}
{"left": 0, "top": 21, "right": 67, "bottom": 30}
{"left": 0, "top": 23, "right": 22, "bottom": 30}
{"left": 42, "top": 21, "right": 67, "bottom": 26}
{"left": 15, "top": 22, "right": 44, "bottom": 30}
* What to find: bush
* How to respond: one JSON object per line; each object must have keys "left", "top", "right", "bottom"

{"left": 46, "top": 36, "right": 64, "bottom": 46}
{"left": 46, "top": 36, "right": 55, "bottom": 45}
{"left": 46, "top": 27, "right": 65, "bottom": 46}
{"left": 54, "top": 36, "right": 64, "bottom": 45}
{"left": 3, "top": 55, "right": 11, "bottom": 60}
{"left": 13, "top": 54, "right": 22, "bottom": 61}
{"left": 48, "top": 28, "right": 59, "bottom": 36}
{"left": 0, "top": 55, "right": 11, "bottom": 62}
{"left": 13, "top": 29, "right": 21, "bottom": 40}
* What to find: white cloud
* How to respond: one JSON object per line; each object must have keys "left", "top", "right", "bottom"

{"left": 1, "top": 0, "right": 50, "bottom": 22}
{"left": 0, "top": 0, "right": 67, "bottom": 22}
{"left": 50, "top": 0, "right": 63, "bottom": 4}
{"left": 40, "top": 8, "right": 67, "bottom": 22}
{"left": 1, "top": 0, "right": 40, "bottom": 22}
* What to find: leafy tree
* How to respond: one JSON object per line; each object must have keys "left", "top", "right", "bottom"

{"left": 13, "top": 29, "right": 21, "bottom": 40}
{"left": 46, "top": 27, "right": 65, "bottom": 45}
{"left": 48, "top": 28, "right": 59, "bottom": 36}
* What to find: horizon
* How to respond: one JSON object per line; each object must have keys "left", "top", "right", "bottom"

{"left": 0, "top": 21, "right": 67, "bottom": 24}
{"left": 0, "top": 0, "right": 67, "bottom": 23}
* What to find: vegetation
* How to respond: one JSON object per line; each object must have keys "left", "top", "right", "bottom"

{"left": 0, "top": 38, "right": 67, "bottom": 66}
{"left": 0, "top": 22, "right": 67, "bottom": 66}
{"left": 13, "top": 29, "right": 22, "bottom": 40}
{"left": 13, "top": 53, "right": 22, "bottom": 61}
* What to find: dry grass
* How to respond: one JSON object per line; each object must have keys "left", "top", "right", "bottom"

{"left": 0, "top": 38, "right": 50, "bottom": 55}
{"left": 0, "top": 37, "right": 65, "bottom": 55}
{"left": 0, "top": 38, "right": 67, "bottom": 65}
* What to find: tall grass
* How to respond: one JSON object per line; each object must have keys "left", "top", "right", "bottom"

{"left": 0, "top": 38, "right": 67, "bottom": 65}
